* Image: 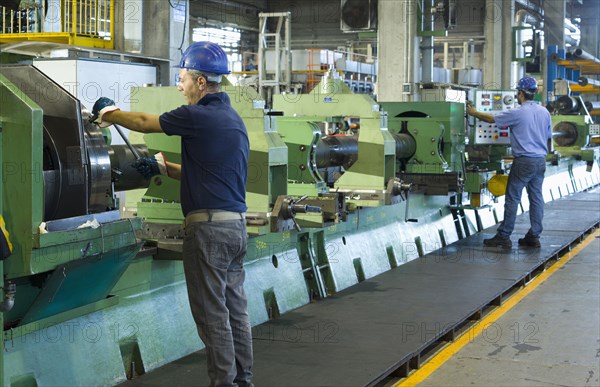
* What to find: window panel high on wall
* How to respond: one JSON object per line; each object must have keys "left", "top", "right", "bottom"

{"left": 193, "top": 26, "right": 242, "bottom": 72}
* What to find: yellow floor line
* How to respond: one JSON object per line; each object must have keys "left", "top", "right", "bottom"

{"left": 396, "top": 229, "right": 600, "bottom": 387}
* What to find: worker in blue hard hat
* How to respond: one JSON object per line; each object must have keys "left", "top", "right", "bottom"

{"left": 92, "top": 41, "right": 253, "bottom": 386}
{"left": 466, "top": 76, "right": 552, "bottom": 249}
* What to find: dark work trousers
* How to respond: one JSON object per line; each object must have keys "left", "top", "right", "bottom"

{"left": 497, "top": 156, "right": 547, "bottom": 238}
{"left": 183, "top": 218, "right": 253, "bottom": 387}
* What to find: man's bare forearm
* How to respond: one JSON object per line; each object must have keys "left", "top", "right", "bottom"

{"left": 103, "top": 110, "right": 163, "bottom": 133}
{"left": 470, "top": 110, "right": 495, "bottom": 123}
{"left": 166, "top": 161, "right": 182, "bottom": 180}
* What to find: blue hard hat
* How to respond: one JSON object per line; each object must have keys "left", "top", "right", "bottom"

{"left": 516, "top": 76, "right": 538, "bottom": 93}
{"left": 178, "top": 41, "right": 230, "bottom": 75}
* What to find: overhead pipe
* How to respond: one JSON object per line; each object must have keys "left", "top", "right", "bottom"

{"left": 420, "top": 0, "right": 434, "bottom": 83}
{"left": 513, "top": 10, "right": 528, "bottom": 87}
{"left": 502, "top": 0, "right": 514, "bottom": 90}
{"left": 564, "top": 35, "right": 579, "bottom": 47}
{"left": 515, "top": 9, "right": 542, "bottom": 28}
{"left": 197, "top": 0, "right": 262, "bottom": 13}
{"left": 436, "top": 36, "right": 485, "bottom": 42}
{"left": 563, "top": 18, "right": 578, "bottom": 33}
{"left": 404, "top": 0, "right": 417, "bottom": 101}
{"left": 515, "top": 0, "right": 544, "bottom": 21}
{"left": 564, "top": 24, "right": 576, "bottom": 34}
{"left": 513, "top": 8, "right": 540, "bottom": 87}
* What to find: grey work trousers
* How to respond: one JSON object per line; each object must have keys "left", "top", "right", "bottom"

{"left": 183, "top": 218, "right": 253, "bottom": 387}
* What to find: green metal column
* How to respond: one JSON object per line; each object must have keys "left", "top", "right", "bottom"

{"left": 0, "top": 74, "right": 44, "bottom": 280}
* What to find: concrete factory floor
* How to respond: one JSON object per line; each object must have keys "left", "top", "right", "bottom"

{"left": 405, "top": 232, "right": 600, "bottom": 387}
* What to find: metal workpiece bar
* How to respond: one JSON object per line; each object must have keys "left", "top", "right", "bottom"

{"left": 578, "top": 77, "right": 600, "bottom": 87}
{"left": 108, "top": 144, "right": 150, "bottom": 192}
{"left": 393, "top": 132, "right": 417, "bottom": 160}
{"left": 312, "top": 133, "right": 416, "bottom": 170}
{"left": 570, "top": 47, "right": 600, "bottom": 63}
{"left": 315, "top": 136, "right": 358, "bottom": 169}
{"left": 584, "top": 101, "right": 600, "bottom": 112}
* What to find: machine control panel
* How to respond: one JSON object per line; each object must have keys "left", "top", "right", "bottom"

{"left": 473, "top": 90, "right": 518, "bottom": 145}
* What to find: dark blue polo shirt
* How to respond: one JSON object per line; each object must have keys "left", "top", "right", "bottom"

{"left": 159, "top": 92, "right": 249, "bottom": 216}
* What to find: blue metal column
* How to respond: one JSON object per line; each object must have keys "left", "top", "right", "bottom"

{"left": 547, "top": 45, "right": 558, "bottom": 102}
{"left": 558, "top": 48, "right": 566, "bottom": 79}
{"left": 566, "top": 67, "right": 573, "bottom": 81}
{"left": 572, "top": 69, "right": 581, "bottom": 97}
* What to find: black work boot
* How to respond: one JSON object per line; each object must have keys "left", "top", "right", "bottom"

{"left": 518, "top": 234, "right": 541, "bottom": 248}
{"left": 483, "top": 234, "right": 512, "bottom": 249}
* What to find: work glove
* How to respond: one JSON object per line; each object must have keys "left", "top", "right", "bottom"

{"left": 132, "top": 153, "right": 168, "bottom": 179}
{"left": 91, "top": 97, "right": 120, "bottom": 128}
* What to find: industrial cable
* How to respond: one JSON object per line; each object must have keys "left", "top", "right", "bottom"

{"left": 167, "top": 0, "right": 188, "bottom": 53}
{"left": 179, "top": 2, "right": 187, "bottom": 52}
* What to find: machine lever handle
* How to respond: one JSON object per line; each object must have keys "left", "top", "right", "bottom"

{"left": 113, "top": 124, "right": 141, "bottom": 160}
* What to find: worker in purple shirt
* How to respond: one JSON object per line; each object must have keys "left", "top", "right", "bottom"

{"left": 467, "top": 76, "right": 553, "bottom": 249}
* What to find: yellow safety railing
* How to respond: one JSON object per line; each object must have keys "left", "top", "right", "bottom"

{"left": 0, "top": 0, "right": 114, "bottom": 49}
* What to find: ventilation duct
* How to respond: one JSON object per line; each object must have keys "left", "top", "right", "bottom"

{"left": 341, "top": 0, "right": 377, "bottom": 33}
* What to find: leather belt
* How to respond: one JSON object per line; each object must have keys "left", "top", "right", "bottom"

{"left": 185, "top": 211, "right": 245, "bottom": 226}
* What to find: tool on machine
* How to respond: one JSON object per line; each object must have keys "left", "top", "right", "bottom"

{"left": 89, "top": 111, "right": 142, "bottom": 161}
{"left": 392, "top": 182, "right": 417, "bottom": 223}
{"left": 113, "top": 123, "right": 142, "bottom": 160}
{"left": 0, "top": 282, "right": 16, "bottom": 313}
{"left": 270, "top": 195, "right": 322, "bottom": 232}
{"left": 89, "top": 112, "right": 148, "bottom": 209}
{"left": 383, "top": 177, "right": 417, "bottom": 222}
